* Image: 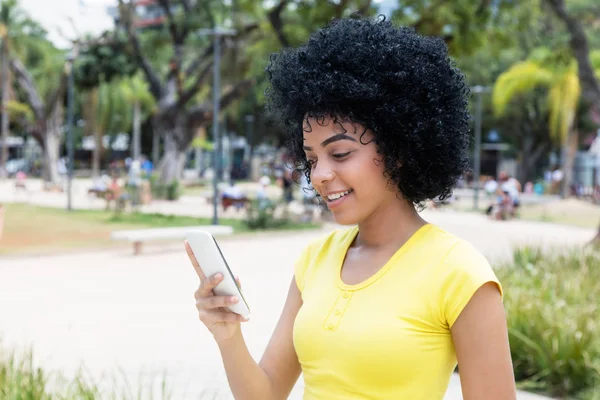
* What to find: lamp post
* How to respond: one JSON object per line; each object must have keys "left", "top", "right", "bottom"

{"left": 197, "top": 27, "right": 237, "bottom": 225}
{"left": 66, "top": 50, "right": 76, "bottom": 211}
{"left": 471, "top": 85, "right": 491, "bottom": 211}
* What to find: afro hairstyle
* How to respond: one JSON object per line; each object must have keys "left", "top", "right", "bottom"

{"left": 264, "top": 15, "right": 472, "bottom": 206}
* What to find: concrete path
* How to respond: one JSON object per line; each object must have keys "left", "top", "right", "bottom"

{"left": 1, "top": 207, "right": 585, "bottom": 398}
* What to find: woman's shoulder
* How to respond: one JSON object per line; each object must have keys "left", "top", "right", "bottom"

{"left": 293, "top": 226, "right": 357, "bottom": 292}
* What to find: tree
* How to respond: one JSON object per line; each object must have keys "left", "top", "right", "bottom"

{"left": 116, "top": 0, "right": 255, "bottom": 186}
{"left": 541, "top": 0, "right": 600, "bottom": 245}
{"left": 391, "top": 0, "right": 517, "bottom": 56}
{"left": 120, "top": 73, "right": 155, "bottom": 162}
{"left": 0, "top": 0, "right": 45, "bottom": 177}
{"left": 81, "top": 76, "right": 143, "bottom": 178}
{"left": 492, "top": 47, "right": 600, "bottom": 193}
{"left": 9, "top": 31, "right": 67, "bottom": 186}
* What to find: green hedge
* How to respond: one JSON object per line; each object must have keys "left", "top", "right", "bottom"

{"left": 497, "top": 247, "right": 600, "bottom": 398}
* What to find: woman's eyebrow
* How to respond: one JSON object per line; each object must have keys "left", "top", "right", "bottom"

{"left": 303, "top": 134, "right": 357, "bottom": 151}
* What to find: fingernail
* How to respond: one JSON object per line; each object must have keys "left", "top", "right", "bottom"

{"left": 230, "top": 296, "right": 239, "bottom": 303}
{"left": 215, "top": 273, "right": 223, "bottom": 280}
{"left": 241, "top": 316, "right": 249, "bottom": 321}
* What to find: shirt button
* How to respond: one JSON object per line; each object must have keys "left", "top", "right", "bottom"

{"left": 334, "top": 309, "right": 341, "bottom": 315}
{"left": 327, "top": 322, "right": 334, "bottom": 330}
{"left": 342, "top": 291, "right": 350, "bottom": 298}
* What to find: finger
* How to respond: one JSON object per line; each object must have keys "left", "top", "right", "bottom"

{"left": 199, "top": 310, "right": 245, "bottom": 324}
{"left": 235, "top": 275, "right": 242, "bottom": 290}
{"left": 199, "top": 295, "right": 239, "bottom": 310}
{"left": 184, "top": 240, "right": 206, "bottom": 281}
{"left": 198, "top": 272, "right": 224, "bottom": 297}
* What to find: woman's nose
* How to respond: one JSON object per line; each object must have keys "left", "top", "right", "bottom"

{"left": 311, "top": 160, "right": 335, "bottom": 185}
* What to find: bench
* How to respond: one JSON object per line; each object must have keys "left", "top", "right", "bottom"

{"left": 110, "top": 225, "right": 234, "bottom": 255}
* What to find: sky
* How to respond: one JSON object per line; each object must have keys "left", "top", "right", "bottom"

{"left": 20, "top": 0, "right": 116, "bottom": 49}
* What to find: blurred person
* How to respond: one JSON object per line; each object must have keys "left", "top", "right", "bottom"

{"left": 256, "top": 175, "right": 272, "bottom": 209}
{"left": 186, "top": 16, "right": 515, "bottom": 400}
{"left": 551, "top": 166, "right": 563, "bottom": 194}
{"left": 222, "top": 181, "right": 247, "bottom": 211}
{"left": 524, "top": 181, "right": 533, "bottom": 194}
{"left": 501, "top": 175, "right": 521, "bottom": 216}
{"left": 14, "top": 170, "right": 27, "bottom": 190}
{"left": 484, "top": 176, "right": 498, "bottom": 200}
{"left": 141, "top": 155, "right": 154, "bottom": 178}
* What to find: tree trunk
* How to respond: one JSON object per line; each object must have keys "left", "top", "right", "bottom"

{"left": 561, "top": 130, "right": 579, "bottom": 197}
{"left": 132, "top": 100, "right": 141, "bottom": 160}
{"left": 155, "top": 112, "right": 189, "bottom": 186}
{"left": 1, "top": 41, "right": 10, "bottom": 178}
{"left": 158, "top": 133, "right": 186, "bottom": 186}
{"left": 42, "top": 102, "right": 64, "bottom": 188}
{"left": 85, "top": 89, "right": 102, "bottom": 179}
{"left": 518, "top": 138, "right": 547, "bottom": 184}
{"left": 42, "top": 128, "right": 62, "bottom": 187}
{"left": 92, "top": 128, "right": 102, "bottom": 179}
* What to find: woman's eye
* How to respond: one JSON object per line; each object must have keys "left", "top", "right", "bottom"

{"left": 332, "top": 152, "right": 351, "bottom": 159}
{"left": 307, "top": 159, "right": 317, "bottom": 168}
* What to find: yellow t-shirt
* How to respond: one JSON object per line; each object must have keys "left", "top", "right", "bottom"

{"left": 293, "top": 224, "right": 502, "bottom": 400}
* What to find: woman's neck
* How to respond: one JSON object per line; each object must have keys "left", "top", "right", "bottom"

{"left": 355, "top": 196, "right": 427, "bottom": 250}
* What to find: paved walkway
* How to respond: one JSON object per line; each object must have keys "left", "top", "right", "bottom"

{"left": 1, "top": 178, "right": 590, "bottom": 399}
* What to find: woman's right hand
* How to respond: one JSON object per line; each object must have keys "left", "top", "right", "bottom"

{"left": 185, "top": 241, "right": 248, "bottom": 344}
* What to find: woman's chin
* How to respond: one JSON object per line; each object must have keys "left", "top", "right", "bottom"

{"left": 330, "top": 209, "right": 360, "bottom": 226}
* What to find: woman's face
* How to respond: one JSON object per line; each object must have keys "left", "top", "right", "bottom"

{"left": 303, "top": 116, "right": 401, "bottom": 225}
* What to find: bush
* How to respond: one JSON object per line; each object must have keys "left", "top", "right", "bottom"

{"left": 149, "top": 174, "right": 181, "bottom": 201}
{"left": 244, "top": 199, "right": 289, "bottom": 230}
{"left": 497, "top": 247, "right": 600, "bottom": 398}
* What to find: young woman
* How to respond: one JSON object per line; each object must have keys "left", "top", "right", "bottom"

{"left": 186, "top": 15, "right": 516, "bottom": 400}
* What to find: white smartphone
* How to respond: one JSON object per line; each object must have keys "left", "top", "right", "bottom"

{"left": 185, "top": 230, "right": 251, "bottom": 319}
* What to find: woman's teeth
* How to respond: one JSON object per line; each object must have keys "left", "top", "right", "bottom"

{"left": 327, "top": 190, "right": 352, "bottom": 201}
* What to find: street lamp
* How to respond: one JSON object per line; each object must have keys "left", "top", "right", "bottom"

{"left": 471, "top": 85, "right": 491, "bottom": 211}
{"left": 66, "top": 50, "right": 76, "bottom": 211}
{"left": 197, "top": 27, "right": 237, "bottom": 225}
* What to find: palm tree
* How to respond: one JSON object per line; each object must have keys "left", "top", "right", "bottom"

{"left": 120, "top": 73, "right": 155, "bottom": 161}
{"left": 82, "top": 77, "right": 138, "bottom": 178}
{"left": 493, "top": 47, "right": 600, "bottom": 196}
{"left": 0, "top": 0, "right": 40, "bottom": 177}
{"left": 11, "top": 37, "right": 67, "bottom": 187}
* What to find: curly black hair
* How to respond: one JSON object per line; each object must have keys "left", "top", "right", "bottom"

{"left": 264, "top": 15, "right": 472, "bottom": 206}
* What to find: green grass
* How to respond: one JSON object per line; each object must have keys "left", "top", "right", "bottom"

{"left": 498, "top": 247, "right": 600, "bottom": 398}
{"left": 0, "top": 203, "right": 320, "bottom": 256}
{"left": 0, "top": 344, "right": 177, "bottom": 399}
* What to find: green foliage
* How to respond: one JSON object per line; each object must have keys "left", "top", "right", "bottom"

{"left": 6, "top": 100, "right": 34, "bottom": 122}
{"left": 74, "top": 32, "right": 138, "bottom": 90}
{"left": 0, "top": 342, "right": 173, "bottom": 399}
{"left": 497, "top": 247, "right": 600, "bottom": 398}
{"left": 148, "top": 174, "right": 182, "bottom": 201}
{"left": 1, "top": 0, "right": 64, "bottom": 103}
{"left": 120, "top": 73, "right": 156, "bottom": 116}
{"left": 391, "top": 0, "right": 518, "bottom": 56}
{"left": 493, "top": 47, "right": 600, "bottom": 146}
{"left": 244, "top": 199, "right": 288, "bottom": 230}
